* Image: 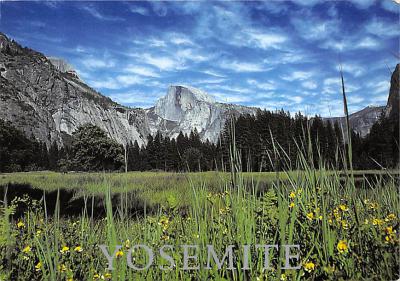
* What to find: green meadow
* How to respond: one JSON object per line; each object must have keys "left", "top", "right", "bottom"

{"left": 0, "top": 167, "right": 398, "bottom": 280}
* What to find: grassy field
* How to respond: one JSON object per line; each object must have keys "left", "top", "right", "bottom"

{"left": 0, "top": 168, "right": 399, "bottom": 280}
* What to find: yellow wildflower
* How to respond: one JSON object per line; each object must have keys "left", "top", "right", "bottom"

{"left": 158, "top": 217, "right": 170, "bottom": 230}
{"left": 60, "top": 246, "right": 70, "bottom": 254}
{"left": 17, "top": 221, "right": 25, "bottom": 228}
{"left": 339, "top": 204, "right": 348, "bottom": 212}
{"left": 22, "top": 246, "right": 31, "bottom": 253}
{"left": 161, "top": 234, "right": 170, "bottom": 241}
{"left": 115, "top": 250, "right": 124, "bottom": 258}
{"left": 289, "top": 191, "right": 296, "bottom": 199}
{"left": 337, "top": 240, "right": 349, "bottom": 254}
{"left": 306, "top": 212, "right": 314, "bottom": 220}
{"left": 59, "top": 264, "right": 67, "bottom": 272}
{"left": 303, "top": 261, "right": 316, "bottom": 272}
{"left": 104, "top": 272, "right": 112, "bottom": 279}
{"left": 372, "top": 218, "right": 383, "bottom": 226}
{"left": 280, "top": 273, "right": 287, "bottom": 280}
{"left": 369, "top": 202, "right": 379, "bottom": 210}
{"left": 35, "top": 261, "right": 42, "bottom": 272}
{"left": 289, "top": 202, "right": 295, "bottom": 208}
{"left": 386, "top": 213, "right": 396, "bottom": 221}
{"left": 385, "top": 226, "right": 395, "bottom": 235}
{"left": 74, "top": 246, "right": 83, "bottom": 253}
{"left": 93, "top": 273, "right": 101, "bottom": 280}
{"left": 385, "top": 234, "right": 396, "bottom": 244}
{"left": 341, "top": 220, "right": 349, "bottom": 230}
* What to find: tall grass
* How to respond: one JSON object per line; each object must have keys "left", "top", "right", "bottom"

{"left": 0, "top": 112, "right": 399, "bottom": 280}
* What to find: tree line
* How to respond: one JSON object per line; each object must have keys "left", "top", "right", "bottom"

{"left": 0, "top": 108, "right": 398, "bottom": 173}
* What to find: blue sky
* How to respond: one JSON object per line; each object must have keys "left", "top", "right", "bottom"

{"left": 1, "top": 1, "right": 399, "bottom": 116}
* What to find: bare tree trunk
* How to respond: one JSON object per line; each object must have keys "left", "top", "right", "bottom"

{"left": 124, "top": 144, "right": 128, "bottom": 173}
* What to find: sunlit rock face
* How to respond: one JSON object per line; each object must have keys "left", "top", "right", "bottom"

{"left": 0, "top": 33, "right": 150, "bottom": 147}
{"left": 148, "top": 85, "right": 257, "bottom": 142}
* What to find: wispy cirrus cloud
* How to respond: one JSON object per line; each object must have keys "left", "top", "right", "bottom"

{"left": 365, "top": 17, "right": 400, "bottom": 38}
{"left": 124, "top": 65, "right": 160, "bottom": 78}
{"left": 281, "top": 71, "right": 314, "bottom": 81}
{"left": 81, "top": 4, "right": 124, "bottom": 21}
{"left": 129, "top": 5, "right": 150, "bottom": 16}
{"left": 219, "top": 61, "right": 266, "bottom": 72}
{"left": 320, "top": 36, "right": 380, "bottom": 51}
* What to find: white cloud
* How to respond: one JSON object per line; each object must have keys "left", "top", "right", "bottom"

{"left": 321, "top": 36, "right": 380, "bottom": 51}
{"left": 323, "top": 77, "right": 360, "bottom": 95}
{"left": 202, "top": 70, "right": 226, "bottom": 78}
{"left": 324, "top": 77, "right": 340, "bottom": 86}
{"left": 89, "top": 75, "right": 145, "bottom": 90}
{"left": 365, "top": 18, "right": 400, "bottom": 38}
{"left": 247, "top": 79, "right": 276, "bottom": 90}
{"left": 150, "top": 1, "right": 168, "bottom": 16}
{"left": 348, "top": 95, "right": 365, "bottom": 104}
{"left": 370, "top": 94, "right": 389, "bottom": 104}
{"left": 302, "top": 81, "right": 318, "bottom": 90}
{"left": 336, "top": 63, "right": 365, "bottom": 77}
{"left": 369, "top": 80, "right": 390, "bottom": 94}
{"left": 219, "top": 61, "right": 265, "bottom": 72}
{"left": 282, "top": 71, "right": 313, "bottom": 81}
{"left": 116, "top": 75, "right": 145, "bottom": 86}
{"left": 81, "top": 57, "right": 116, "bottom": 69}
{"left": 204, "top": 84, "right": 251, "bottom": 94}
{"left": 129, "top": 6, "right": 149, "bottom": 16}
{"left": 350, "top": 0, "right": 376, "bottom": 9}
{"left": 124, "top": 65, "right": 160, "bottom": 77}
{"left": 194, "top": 78, "right": 226, "bottom": 85}
{"left": 291, "top": 13, "right": 339, "bottom": 41}
{"left": 81, "top": 4, "right": 123, "bottom": 21}
{"left": 211, "top": 92, "right": 252, "bottom": 103}
{"left": 176, "top": 49, "right": 209, "bottom": 63}
{"left": 148, "top": 38, "right": 167, "bottom": 48}
{"left": 136, "top": 53, "right": 182, "bottom": 71}
{"left": 381, "top": 0, "right": 399, "bottom": 13}
{"left": 169, "top": 34, "right": 194, "bottom": 46}
{"left": 246, "top": 30, "right": 287, "bottom": 50}
{"left": 287, "top": 96, "right": 304, "bottom": 103}
{"left": 356, "top": 37, "right": 380, "bottom": 49}
{"left": 291, "top": 0, "right": 323, "bottom": 6}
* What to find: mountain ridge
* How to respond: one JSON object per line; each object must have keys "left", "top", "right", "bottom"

{"left": 0, "top": 32, "right": 394, "bottom": 146}
{"left": 0, "top": 33, "right": 257, "bottom": 146}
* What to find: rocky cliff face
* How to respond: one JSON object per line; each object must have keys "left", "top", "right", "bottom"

{"left": 324, "top": 63, "right": 399, "bottom": 137}
{"left": 385, "top": 63, "right": 399, "bottom": 120}
{"left": 47, "top": 57, "right": 81, "bottom": 80}
{"left": 0, "top": 33, "right": 150, "bottom": 147}
{"left": 325, "top": 105, "right": 385, "bottom": 137}
{"left": 0, "top": 33, "right": 255, "bottom": 146}
{"left": 148, "top": 85, "right": 257, "bottom": 141}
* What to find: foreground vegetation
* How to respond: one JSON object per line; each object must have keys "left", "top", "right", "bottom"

{"left": 0, "top": 167, "right": 398, "bottom": 280}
